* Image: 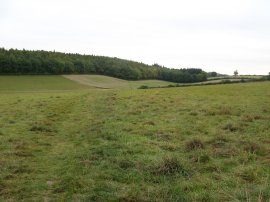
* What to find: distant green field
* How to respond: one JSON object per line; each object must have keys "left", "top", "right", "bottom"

{"left": 208, "top": 75, "right": 263, "bottom": 80}
{"left": 63, "top": 75, "right": 176, "bottom": 89}
{"left": 0, "top": 76, "right": 270, "bottom": 201}
{"left": 199, "top": 78, "right": 244, "bottom": 84}
{"left": 0, "top": 75, "right": 176, "bottom": 92}
{"left": 0, "top": 76, "right": 88, "bottom": 92}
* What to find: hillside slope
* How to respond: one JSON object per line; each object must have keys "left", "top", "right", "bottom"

{"left": 63, "top": 75, "right": 176, "bottom": 89}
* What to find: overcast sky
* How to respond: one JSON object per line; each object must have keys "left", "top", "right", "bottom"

{"left": 1, "top": 0, "right": 270, "bottom": 75}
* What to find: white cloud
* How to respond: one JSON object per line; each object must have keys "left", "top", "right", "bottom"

{"left": 1, "top": 0, "right": 270, "bottom": 75}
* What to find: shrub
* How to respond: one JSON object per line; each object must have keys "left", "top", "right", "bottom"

{"left": 221, "top": 79, "right": 232, "bottom": 84}
{"left": 138, "top": 85, "right": 149, "bottom": 89}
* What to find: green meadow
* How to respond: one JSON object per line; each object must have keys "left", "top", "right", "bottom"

{"left": 63, "top": 75, "right": 176, "bottom": 89}
{"left": 0, "top": 76, "right": 88, "bottom": 92}
{"left": 0, "top": 75, "right": 270, "bottom": 201}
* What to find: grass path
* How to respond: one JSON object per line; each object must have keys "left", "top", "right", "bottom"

{"left": 0, "top": 90, "right": 96, "bottom": 200}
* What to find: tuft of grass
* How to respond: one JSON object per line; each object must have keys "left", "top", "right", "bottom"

{"left": 118, "top": 159, "right": 135, "bottom": 170}
{"left": 189, "top": 111, "right": 198, "bottom": 116}
{"left": 218, "top": 106, "right": 233, "bottom": 115}
{"left": 190, "top": 153, "right": 211, "bottom": 163}
{"left": 236, "top": 166, "right": 264, "bottom": 183}
{"left": 222, "top": 122, "right": 240, "bottom": 132}
{"left": 186, "top": 139, "right": 205, "bottom": 151}
{"left": 143, "top": 121, "right": 155, "bottom": 126}
{"left": 30, "top": 125, "right": 56, "bottom": 133}
{"left": 212, "top": 147, "right": 239, "bottom": 158}
{"left": 208, "top": 136, "right": 229, "bottom": 148}
{"left": 151, "top": 156, "right": 191, "bottom": 177}
{"left": 243, "top": 142, "right": 266, "bottom": 156}
{"left": 241, "top": 114, "right": 262, "bottom": 122}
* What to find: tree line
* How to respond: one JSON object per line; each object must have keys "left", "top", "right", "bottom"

{"left": 0, "top": 48, "right": 207, "bottom": 83}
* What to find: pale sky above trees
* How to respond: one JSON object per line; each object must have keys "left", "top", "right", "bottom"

{"left": 1, "top": 0, "right": 270, "bottom": 75}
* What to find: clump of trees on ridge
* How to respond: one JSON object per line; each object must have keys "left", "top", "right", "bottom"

{"left": 0, "top": 48, "right": 207, "bottom": 83}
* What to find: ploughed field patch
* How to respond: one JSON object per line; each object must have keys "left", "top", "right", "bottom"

{"left": 0, "top": 81, "right": 270, "bottom": 201}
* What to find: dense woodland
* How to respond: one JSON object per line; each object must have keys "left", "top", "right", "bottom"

{"left": 0, "top": 48, "right": 207, "bottom": 83}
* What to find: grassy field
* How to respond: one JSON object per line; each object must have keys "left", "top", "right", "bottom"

{"left": 0, "top": 76, "right": 270, "bottom": 201}
{"left": 63, "top": 75, "right": 176, "bottom": 89}
{"left": 0, "top": 76, "right": 89, "bottom": 92}
{"left": 207, "top": 75, "right": 264, "bottom": 81}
